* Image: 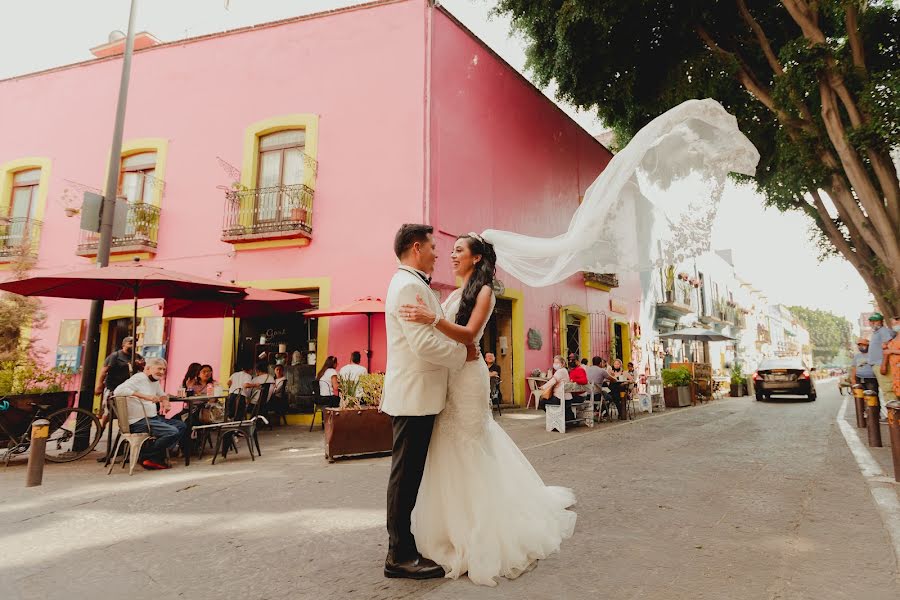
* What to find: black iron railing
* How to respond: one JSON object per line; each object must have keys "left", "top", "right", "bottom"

{"left": 0, "top": 218, "right": 42, "bottom": 259}
{"left": 78, "top": 203, "right": 160, "bottom": 254}
{"left": 221, "top": 184, "right": 314, "bottom": 240}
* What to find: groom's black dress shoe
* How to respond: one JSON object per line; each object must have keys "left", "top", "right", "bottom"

{"left": 384, "top": 555, "right": 446, "bottom": 580}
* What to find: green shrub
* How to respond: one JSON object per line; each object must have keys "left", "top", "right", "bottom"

{"left": 730, "top": 363, "right": 746, "bottom": 385}
{"left": 662, "top": 367, "right": 691, "bottom": 387}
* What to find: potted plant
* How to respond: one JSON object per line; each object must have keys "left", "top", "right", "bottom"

{"left": 661, "top": 367, "right": 692, "bottom": 407}
{"left": 131, "top": 202, "right": 158, "bottom": 239}
{"left": 730, "top": 364, "right": 748, "bottom": 397}
{"left": 323, "top": 373, "right": 392, "bottom": 462}
{"left": 664, "top": 265, "right": 675, "bottom": 303}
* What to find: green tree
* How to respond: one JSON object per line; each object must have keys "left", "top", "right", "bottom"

{"left": 495, "top": 0, "right": 900, "bottom": 316}
{"left": 787, "top": 305, "right": 853, "bottom": 363}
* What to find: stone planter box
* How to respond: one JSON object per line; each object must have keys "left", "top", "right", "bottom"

{"left": 730, "top": 383, "right": 748, "bottom": 397}
{"left": 663, "top": 386, "right": 692, "bottom": 408}
{"left": 323, "top": 407, "right": 392, "bottom": 462}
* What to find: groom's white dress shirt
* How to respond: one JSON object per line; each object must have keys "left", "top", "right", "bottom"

{"left": 380, "top": 266, "right": 467, "bottom": 416}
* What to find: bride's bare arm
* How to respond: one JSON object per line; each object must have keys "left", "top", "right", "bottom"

{"left": 401, "top": 285, "right": 493, "bottom": 345}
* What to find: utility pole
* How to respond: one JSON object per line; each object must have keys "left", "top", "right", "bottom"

{"left": 75, "top": 0, "right": 139, "bottom": 451}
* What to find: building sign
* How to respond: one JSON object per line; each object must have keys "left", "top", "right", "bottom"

{"left": 609, "top": 297, "right": 629, "bottom": 315}
{"left": 527, "top": 328, "right": 543, "bottom": 350}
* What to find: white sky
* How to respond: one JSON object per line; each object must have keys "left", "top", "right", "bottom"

{"left": 0, "top": 0, "right": 874, "bottom": 325}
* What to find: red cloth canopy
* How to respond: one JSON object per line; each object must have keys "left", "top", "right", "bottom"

{"left": 0, "top": 263, "right": 245, "bottom": 301}
{"left": 162, "top": 287, "right": 312, "bottom": 318}
{"left": 305, "top": 297, "right": 385, "bottom": 369}
{"left": 304, "top": 297, "right": 385, "bottom": 318}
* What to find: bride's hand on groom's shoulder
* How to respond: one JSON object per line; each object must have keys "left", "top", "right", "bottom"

{"left": 399, "top": 297, "right": 435, "bottom": 325}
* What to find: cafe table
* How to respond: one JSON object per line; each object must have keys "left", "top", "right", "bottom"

{"left": 172, "top": 394, "right": 228, "bottom": 466}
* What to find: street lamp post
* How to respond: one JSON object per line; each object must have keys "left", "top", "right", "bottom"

{"left": 75, "top": 0, "right": 139, "bottom": 451}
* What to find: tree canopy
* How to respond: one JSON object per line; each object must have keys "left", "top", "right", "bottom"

{"left": 495, "top": 0, "right": 900, "bottom": 316}
{"left": 787, "top": 305, "right": 853, "bottom": 363}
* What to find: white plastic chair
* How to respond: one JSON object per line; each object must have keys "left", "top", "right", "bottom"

{"left": 526, "top": 378, "right": 543, "bottom": 410}
{"left": 107, "top": 396, "right": 153, "bottom": 476}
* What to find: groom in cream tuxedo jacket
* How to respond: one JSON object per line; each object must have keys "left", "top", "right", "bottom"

{"left": 381, "top": 224, "right": 475, "bottom": 580}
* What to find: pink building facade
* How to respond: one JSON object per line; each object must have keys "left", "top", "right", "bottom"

{"left": 0, "top": 0, "right": 640, "bottom": 420}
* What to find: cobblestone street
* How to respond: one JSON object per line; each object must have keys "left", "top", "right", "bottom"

{"left": 2, "top": 381, "right": 898, "bottom": 600}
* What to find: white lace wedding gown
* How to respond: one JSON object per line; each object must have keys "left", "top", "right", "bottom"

{"left": 411, "top": 290, "right": 576, "bottom": 587}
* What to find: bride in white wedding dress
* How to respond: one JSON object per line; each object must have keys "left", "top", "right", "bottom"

{"left": 399, "top": 233, "right": 576, "bottom": 587}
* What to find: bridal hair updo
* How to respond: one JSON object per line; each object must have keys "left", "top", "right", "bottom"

{"left": 455, "top": 233, "right": 497, "bottom": 327}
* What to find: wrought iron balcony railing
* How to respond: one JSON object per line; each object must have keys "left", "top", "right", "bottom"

{"left": 77, "top": 203, "right": 160, "bottom": 256}
{"left": 0, "top": 217, "right": 42, "bottom": 259}
{"left": 221, "top": 184, "right": 314, "bottom": 242}
{"left": 583, "top": 272, "right": 619, "bottom": 288}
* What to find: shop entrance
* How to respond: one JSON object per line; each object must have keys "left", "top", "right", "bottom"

{"left": 235, "top": 288, "right": 319, "bottom": 414}
{"left": 482, "top": 298, "right": 514, "bottom": 404}
{"left": 105, "top": 317, "right": 134, "bottom": 357}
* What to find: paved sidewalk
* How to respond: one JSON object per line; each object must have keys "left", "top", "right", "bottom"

{"left": 1, "top": 389, "right": 898, "bottom": 600}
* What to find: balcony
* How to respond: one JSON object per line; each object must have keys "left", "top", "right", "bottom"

{"left": 221, "top": 184, "right": 314, "bottom": 244}
{"left": 77, "top": 203, "right": 160, "bottom": 258}
{"left": 583, "top": 272, "right": 619, "bottom": 290}
{"left": 0, "top": 217, "right": 42, "bottom": 261}
{"left": 657, "top": 275, "right": 697, "bottom": 318}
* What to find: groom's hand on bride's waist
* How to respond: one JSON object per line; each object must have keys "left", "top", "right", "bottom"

{"left": 465, "top": 345, "right": 478, "bottom": 361}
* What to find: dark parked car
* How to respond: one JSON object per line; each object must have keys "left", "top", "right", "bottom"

{"left": 752, "top": 358, "right": 817, "bottom": 401}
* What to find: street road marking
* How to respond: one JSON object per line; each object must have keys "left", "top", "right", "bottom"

{"left": 836, "top": 397, "right": 900, "bottom": 575}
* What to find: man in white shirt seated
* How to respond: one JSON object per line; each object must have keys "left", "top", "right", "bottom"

{"left": 338, "top": 351, "right": 368, "bottom": 396}
{"left": 226, "top": 363, "right": 253, "bottom": 418}
{"left": 243, "top": 360, "right": 275, "bottom": 407}
{"left": 113, "top": 357, "right": 186, "bottom": 470}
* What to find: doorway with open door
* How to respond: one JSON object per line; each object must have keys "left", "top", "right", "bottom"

{"left": 481, "top": 298, "right": 514, "bottom": 405}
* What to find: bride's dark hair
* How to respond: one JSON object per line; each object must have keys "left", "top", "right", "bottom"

{"left": 455, "top": 234, "right": 497, "bottom": 326}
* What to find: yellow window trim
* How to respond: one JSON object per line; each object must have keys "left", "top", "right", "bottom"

{"left": 585, "top": 281, "right": 613, "bottom": 292}
{"left": 0, "top": 157, "right": 52, "bottom": 261}
{"left": 560, "top": 304, "right": 591, "bottom": 359}
{"left": 231, "top": 114, "right": 320, "bottom": 252}
{"left": 497, "top": 287, "right": 525, "bottom": 406}
{"left": 219, "top": 276, "right": 331, "bottom": 378}
{"left": 102, "top": 138, "right": 170, "bottom": 209}
{"left": 228, "top": 238, "right": 311, "bottom": 252}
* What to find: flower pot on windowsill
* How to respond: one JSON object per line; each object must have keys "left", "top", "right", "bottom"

{"left": 322, "top": 406, "right": 392, "bottom": 462}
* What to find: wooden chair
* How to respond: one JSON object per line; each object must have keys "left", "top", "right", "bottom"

{"left": 526, "top": 378, "right": 543, "bottom": 410}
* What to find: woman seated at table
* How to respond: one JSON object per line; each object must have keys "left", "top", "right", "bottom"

{"left": 181, "top": 363, "right": 202, "bottom": 394}
{"left": 317, "top": 355, "right": 341, "bottom": 408}
{"left": 539, "top": 355, "right": 575, "bottom": 421}
{"left": 608, "top": 359, "right": 633, "bottom": 420}
{"left": 189, "top": 364, "right": 217, "bottom": 395}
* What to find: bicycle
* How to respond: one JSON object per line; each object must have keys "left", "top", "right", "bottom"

{"left": 0, "top": 396, "right": 102, "bottom": 465}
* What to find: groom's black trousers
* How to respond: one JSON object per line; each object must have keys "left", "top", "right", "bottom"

{"left": 386, "top": 414, "right": 436, "bottom": 560}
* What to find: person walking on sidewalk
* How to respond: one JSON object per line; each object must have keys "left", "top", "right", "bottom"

{"left": 881, "top": 316, "right": 900, "bottom": 404}
{"left": 867, "top": 313, "right": 896, "bottom": 416}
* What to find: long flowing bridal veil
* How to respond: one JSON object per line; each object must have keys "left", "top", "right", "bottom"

{"left": 482, "top": 99, "right": 760, "bottom": 361}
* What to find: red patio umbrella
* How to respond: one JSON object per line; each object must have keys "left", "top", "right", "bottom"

{"left": 162, "top": 288, "right": 313, "bottom": 371}
{"left": 0, "top": 262, "right": 246, "bottom": 367}
{"left": 305, "top": 297, "right": 386, "bottom": 370}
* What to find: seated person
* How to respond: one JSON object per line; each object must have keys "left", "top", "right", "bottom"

{"left": 243, "top": 360, "right": 275, "bottom": 411}
{"left": 181, "top": 362, "right": 201, "bottom": 395}
{"left": 113, "top": 357, "right": 186, "bottom": 470}
{"left": 539, "top": 355, "right": 576, "bottom": 421}
{"left": 226, "top": 363, "right": 253, "bottom": 419}
{"left": 568, "top": 357, "right": 588, "bottom": 400}
{"left": 608, "top": 359, "right": 633, "bottom": 420}
{"left": 317, "top": 355, "right": 341, "bottom": 408}
{"left": 485, "top": 352, "right": 502, "bottom": 403}
{"left": 268, "top": 364, "right": 289, "bottom": 416}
